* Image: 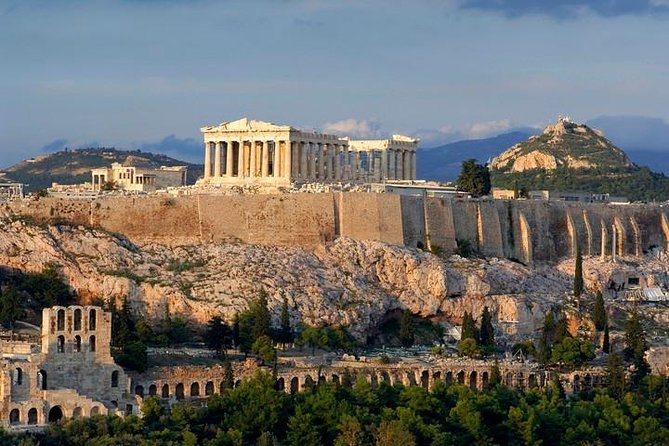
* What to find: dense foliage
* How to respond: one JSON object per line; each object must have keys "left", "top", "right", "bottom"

{"left": 0, "top": 263, "right": 75, "bottom": 328}
{"left": 456, "top": 159, "right": 491, "bottom": 197}
{"left": 7, "top": 370, "right": 669, "bottom": 445}
{"left": 491, "top": 166, "right": 669, "bottom": 202}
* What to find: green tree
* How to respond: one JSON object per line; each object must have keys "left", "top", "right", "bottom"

{"left": 593, "top": 291, "right": 606, "bottom": 331}
{"left": 0, "top": 286, "right": 23, "bottom": 329}
{"left": 479, "top": 306, "right": 495, "bottom": 351}
{"left": 461, "top": 311, "right": 478, "bottom": 341}
{"left": 252, "top": 335, "right": 277, "bottom": 365}
{"left": 399, "top": 310, "right": 415, "bottom": 348}
{"left": 488, "top": 363, "right": 502, "bottom": 389}
{"left": 550, "top": 337, "right": 595, "bottom": 366}
{"left": 222, "top": 360, "right": 235, "bottom": 390}
{"left": 251, "top": 289, "right": 271, "bottom": 341}
{"left": 375, "top": 420, "right": 416, "bottom": 446}
{"left": 458, "top": 337, "right": 479, "bottom": 358}
{"left": 602, "top": 322, "right": 610, "bottom": 353}
{"left": 456, "top": 159, "right": 491, "bottom": 197}
{"left": 573, "top": 243, "right": 584, "bottom": 298}
{"left": 606, "top": 352, "right": 626, "bottom": 399}
{"left": 115, "top": 340, "right": 148, "bottom": 372}
{"left": 206, "top": 315, "right": 231, "bottom": 355}
{"left": 276, "top": 297, "right": 294, "bottom": 348}
{"left": 623, "top": 308, "right": 651, "bottom": 386}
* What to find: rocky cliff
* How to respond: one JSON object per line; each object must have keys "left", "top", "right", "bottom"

{"left": 0, "top": 219, "right": 577, "bottom": 340}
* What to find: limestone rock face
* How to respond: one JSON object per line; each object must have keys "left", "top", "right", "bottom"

{"left": 0, "top": 220, "right": 574, "bottom": 340}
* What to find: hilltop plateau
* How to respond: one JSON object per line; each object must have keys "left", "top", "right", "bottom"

{"left": 0, "top": 148, "right": 203, "bottom": 192}
{"left": 489, "top": 119, "right": 669, "bottom": 201}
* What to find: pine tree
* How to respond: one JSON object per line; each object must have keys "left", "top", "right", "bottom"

{"left": 624, "top": 308, "right": 651, "bottom": 387}
{"left": 488, "top": 362, "right": 502, "bottom": 389}
{"left": 399, "top": 310, "right": 415, "bottom": 348}
{"left": 574, "top": 243, "right": 584, "bottom": 298}
{"left": 593, "top": 291, "right": 606, "bottom": 331}
{"left": 206, "top": 316, "right": 231, "bottom": 355}
{"left": 479, "top": 306, "right": 495, "bottom": 349}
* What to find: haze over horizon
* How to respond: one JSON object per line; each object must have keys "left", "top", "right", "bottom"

{"left": 2, "top": 0, "right": 669, "bottom": 168}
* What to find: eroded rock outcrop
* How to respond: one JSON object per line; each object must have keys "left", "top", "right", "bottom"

{"left": 0, "top": 220, "right": 575, "bottom": 340}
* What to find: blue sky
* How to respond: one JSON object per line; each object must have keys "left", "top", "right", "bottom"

{"left": 1, "top": 0, "right": 669, "bottom": 166}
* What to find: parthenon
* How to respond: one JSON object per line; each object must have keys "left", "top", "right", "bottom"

{"left": 200, "top": 118, "right": 418, "bottom": 186}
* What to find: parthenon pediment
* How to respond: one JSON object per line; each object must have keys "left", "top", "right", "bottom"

{"left": 201, "top": 117, "right": 295, "bottom": 133}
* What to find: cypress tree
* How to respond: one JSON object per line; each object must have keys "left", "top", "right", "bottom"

{"left": 251, "top": 289, "right": 271, "bottom": 341}
{"left": 606, "top": 352, "right": 626, "bottom": 399}
{"left": 461, "top": 311, "right": 478, "bottom": 341}
{"left": 399, "top": 310, "right": 415, "bottom": 347}
{"left": 574, "top": 243, "right": 584, "bottom": 298}
{"left": 278, "top": 297, "right": 294, "bottom": 347}
{"left": 593, "top": 291, "right": 606, "bottom": 331}
{"left": 479, "top": 306, "right": 495, "bottom": 349}
{"left": 602, "top": 322, "right": 610, "bottom": 353}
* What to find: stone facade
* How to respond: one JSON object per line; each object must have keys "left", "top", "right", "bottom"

{"left": 200, "top": 118, "right": 418, "bottom": 186}
{"left": 91, "top": 162, "right": 187, "bottom": 192}
{"left": 0, "top": 306, "right": 134, "bottom": 429}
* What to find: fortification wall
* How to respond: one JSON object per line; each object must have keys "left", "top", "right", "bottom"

{"left": 4, "top": 193, "right": 668, "bottom": 263}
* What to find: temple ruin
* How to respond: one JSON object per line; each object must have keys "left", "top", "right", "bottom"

{"left": 200, "top": 118, "right": 418, "bottom": 186}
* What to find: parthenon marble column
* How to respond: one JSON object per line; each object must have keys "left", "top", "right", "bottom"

{"left": 334, "top": 145, "right": 341, "bottom": 180}
{"left": 411, "top": 152, "right": 417, "bottom": 179}
{"left": 226, "top": 141, "right": 233, "bottom": 177}
{"left": 261, "top": 141, "right": 269, "bottom": 177}
{"left": 214, "top": 142, "right": 222, "bottom": 177}
{"left": 237, "top": 139, "right": 244, "bottom": 177}
{"left": 299, "top": 142, "right": 307, "bottom": 179}
{"left": 283, "top": 142, "right": 292, "bottom": 178}
{"left": 204, "top": 142, "right": 211, "bottom": 178}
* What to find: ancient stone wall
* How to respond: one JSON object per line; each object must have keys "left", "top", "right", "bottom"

{"left": 5, "top": 194, "right": 668, "bottom": 263}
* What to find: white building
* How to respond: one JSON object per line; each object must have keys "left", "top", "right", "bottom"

{"left": 91, "top": 162, "right": 187, "bottom": 192}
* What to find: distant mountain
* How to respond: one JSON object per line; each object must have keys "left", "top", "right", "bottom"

{"left": 586, "top": 116, "right": 669, "bottom": 152}
{"left": 489, "top": 118, "right": 669, "bottom": 202}
{"left": 417, "top": 131, "right": 535, "bottom": 181}
{"left": 0, "top": 148, "right": 204, "bottom": 192}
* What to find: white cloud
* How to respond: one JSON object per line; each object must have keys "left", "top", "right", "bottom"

{"left": 464, "top": 119, "right": 513, "bottom": 139}
{"left": 321, "top": 118, "right": 383, "bottom": 139}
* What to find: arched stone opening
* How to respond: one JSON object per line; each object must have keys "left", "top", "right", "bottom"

{"left": 205, "top": 381, "right": 214, "bottom": 395}
{"left": 433, "top": 371, "right": 442, "bottom": 382}
{"left": 190, "top": 382, "right": 200, "bottom": 397}
{"left": 149, "top": 384, "right": 157, "bottom": 396}
{"left": 318, "top": 375, "right": 327, "bottom": 385}
{"left": 111, "top": 371, "right": 119, "bottom": 388}
{"left": 38, "top": 369, "right": 47, "bottom": 390}
{"left": 380, "top": 371, "right": 390, "bottom": 383}
{"left": 9, "top": 408, "right": 20, "bottom": 425}
{"left": 332, "top": 374, "right": 340, "bottom": 385}
{"left": 175, "top": 383, "right": 185, "bottom": 400}
{"left": 48, "top": 406, "right": 63, "bottom": 423}
{"left": 370, "top": 373, "right": 378, "bottom": 388}
{"left": 482, "top": 371, "right": 489, "bottom": 389}
{"left": 505, "top": 372, "right": 513, "bottom": 387}
{"left": 90, "top": 406, "right": 100, "bottom": 417}
{"left": 303, "top": 375, "right": 314, "bottom": 390}
{"left": 469, "top": 371, "right": 478, "bottom": 390}
{"left": 290, "top": 377, "right": 299, "bottom": 394}
{"left": 135, "top": 385, "right": 145, "bottom": 397}
{"left": 528, "top": 374, "right": 537, "bottom": 388}
{"left": 28, "top": 408, "right": 38, "bottom": 425}
{"left": 89, "top": 335, "right": 96, "bottom": 352}
{"left": 14, "top": 367, "right": 22, "bottom": 385}
{"left": 445, "top": 371, "right": 453, "bottom": 384}
{"left": 74, "top": 308, "right": 82, "bottom": 331}
{"left": 277, "top": 378, "right": 285, "bottom": 391}
{"left": 457, "top": 371, "right": 465, "bottom": 385}
{"left": 57, "top": 335, "right": 65, "bottom": 353}
{"left": 74, "top": 335, "right": 82, "bottom": 352}
{"left": 405, "top": 371, "right": 415, "bottom": 386}
{"left": 72, "top": 407, "right": 83, "bottom": 418}
{"left": 162, "top": 384, "right": 170, "bottom": 398}
{"left": 421, "top": 370, "right": 429, "bottom": 389}
{"left": 57, "top": 309, "right": 65, "bottom": 331}
{"left": 89, "top": 309, "right": 97, "bottom": 330}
